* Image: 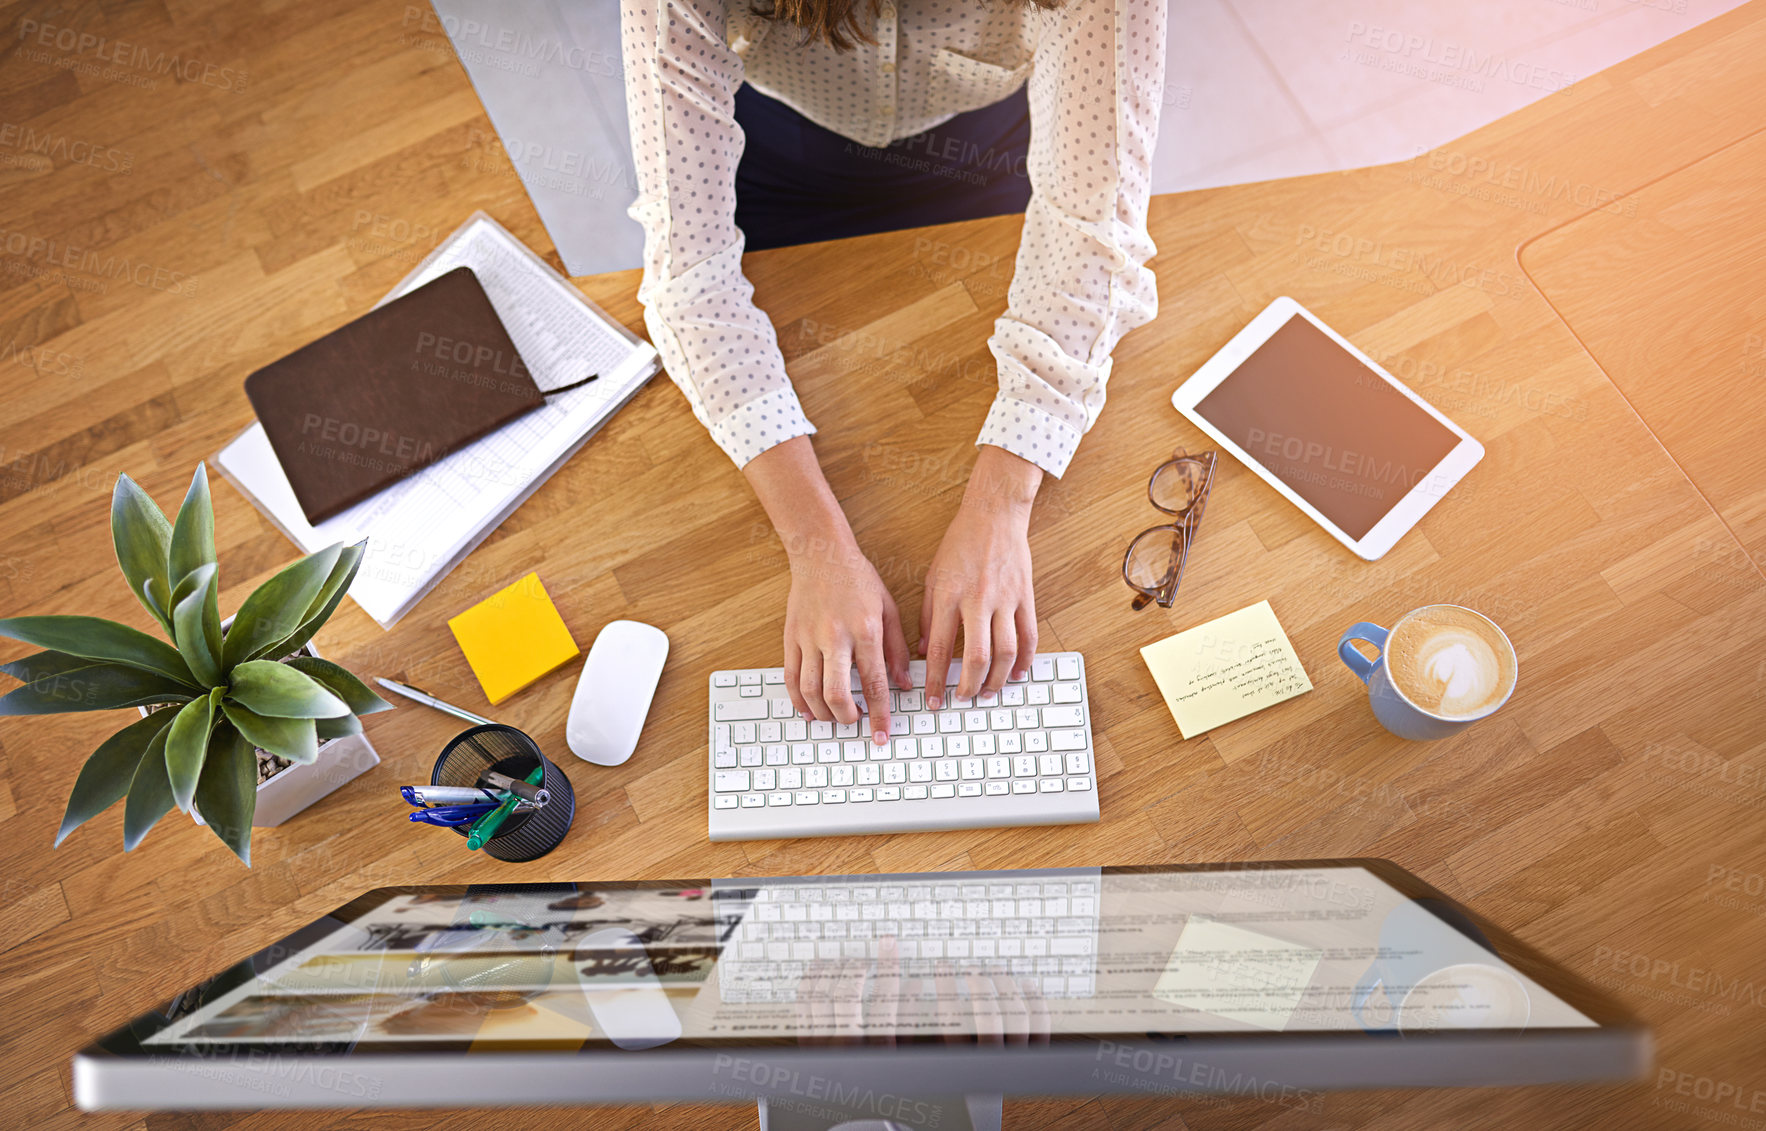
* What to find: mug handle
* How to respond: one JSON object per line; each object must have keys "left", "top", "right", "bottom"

{"left": 1337, "top": 623, "right": 1389, "bottom": 683}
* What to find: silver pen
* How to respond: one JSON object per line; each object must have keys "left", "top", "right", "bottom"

{"left": 374, "top": 678, "right": 496, "bottom": 726}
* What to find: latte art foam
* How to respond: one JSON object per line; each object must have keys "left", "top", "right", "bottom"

{"left": 1386, "top": 606, "right": 1516, "bottom": 719}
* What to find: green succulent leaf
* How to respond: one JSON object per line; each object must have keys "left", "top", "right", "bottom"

{"left": 268, "top": 541, "right": 366, "bottom": 661}
{"left": 315, "top": 713, "right": 363, "bottom": 740}
{"left": 222, "top": 544, "right": 344, "bottom": 670}
{"left": 0, "top": 615, "right": 195, "bottom": 684}
{"left": 171, "top": 564, "right": 224, "bottom": 687}
{"left": 165, "top": 689, "right": 220, "bottom": 811}
{"left": 122, "top": 720, "right": 176, "bottom": 851}
{"left": 193, "top": 724, "right": 257, "bottom": 866}
{"left": 227, "top": 659, "right": 349, "bottom": 718}
{"left": 221, "top": 701, "right": 319, "bottom": 763}
{"left": 0, "top": 649, "right": 95, "bottom": 684}
{"left": 56, "top": 712, "right": 174, "bottom": 847}
{"left": 0, "top": 662, "right": 198, "bottom": 715}
{"left": 167, "top": 463, "right": 217, "bottom": 593}
{"left": 112, "top": 474, "right": 174, "bottom": 633}
{"left": 286, "top": 656, "right": 391, "bottom": 716}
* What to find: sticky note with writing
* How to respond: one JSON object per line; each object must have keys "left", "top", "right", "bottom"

{"left": 1140, "top": 599, "right": 1311, "bottom": 738}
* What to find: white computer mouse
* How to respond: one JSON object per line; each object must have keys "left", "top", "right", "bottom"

{"left": 574, "top": 928, "right": 681, "bottom": 1049}
{"left": 566, "top": 620, "right": 668, "bottom": 765}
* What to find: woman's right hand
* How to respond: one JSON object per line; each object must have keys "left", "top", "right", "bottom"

{"left": 781, "top": 524, "right": 910, "bottom": 747}
{"left": 744, "top": 437, "right": 910, "bottom": 748}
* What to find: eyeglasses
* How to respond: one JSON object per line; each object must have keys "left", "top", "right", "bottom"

{"left": 1122, "top": 450, "right": 1217, "bottom": 611}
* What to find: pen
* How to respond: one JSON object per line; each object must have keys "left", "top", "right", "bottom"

{"left": 403, "top": 785, "right": 501, "bottom": 807}
{"left": 375, "top": 678, "right": 495, "bottom": 726}
{"left": 410, "top": 801, "right": 536, "bottom": 828}
{"left": 467, "top": 766, "right": 545, "bottom": 850}
{"left": 480, "top": 771, "right": 549, "bottom": 807}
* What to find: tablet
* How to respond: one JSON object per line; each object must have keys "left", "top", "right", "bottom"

{"left": 74, "top": 859, "right": 1648, "bottom": 1111}
{"left": 1172, "top": 297, "right": 1484, "bottom": 560}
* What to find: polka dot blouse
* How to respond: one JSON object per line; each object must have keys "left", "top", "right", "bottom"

{"left": 619, "top": 0, "right": 1167, "bottom": 477}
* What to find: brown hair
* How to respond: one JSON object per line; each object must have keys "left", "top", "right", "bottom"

{"left": 753, "top": 0, "right": 1062, "bottom": 52}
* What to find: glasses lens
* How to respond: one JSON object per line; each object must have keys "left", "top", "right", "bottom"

{"left": 1150, "top": 458, "right": 1209, "bottom": 513}
{"left": 1125, "top": 527, "right": 1185, "bottom": 592}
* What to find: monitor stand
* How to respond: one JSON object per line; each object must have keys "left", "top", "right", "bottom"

{"left": 759, "top": 1093, "right": 1003, "bottom": 1131}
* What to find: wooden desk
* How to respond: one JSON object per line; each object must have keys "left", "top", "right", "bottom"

{"left": 1, "top": 2, "right": 1763, "bottom": 1127}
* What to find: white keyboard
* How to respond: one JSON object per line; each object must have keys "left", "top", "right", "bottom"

{"left": 711, "top": 872, "right": 1102, "bottom": 1003}
{"left": 706, "top": 653, "right": 1099, "bottom": 841}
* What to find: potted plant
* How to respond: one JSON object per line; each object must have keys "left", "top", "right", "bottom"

{"left": 0, "top": 464, "right": 391, "bottom": 864}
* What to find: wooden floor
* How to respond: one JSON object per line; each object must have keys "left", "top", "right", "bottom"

{"left": 2, "top": 1, "right": 1764, "bottom": 1128}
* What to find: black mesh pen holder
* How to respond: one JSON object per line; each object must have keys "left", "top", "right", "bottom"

{"left": 430, "top": 724, "right": 575, "bottom": 862}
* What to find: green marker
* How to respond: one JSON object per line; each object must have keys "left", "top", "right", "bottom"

{"left": 466, "top": 766, "right": 545, "bottom": 851}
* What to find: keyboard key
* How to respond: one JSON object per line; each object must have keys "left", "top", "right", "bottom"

{"left": 715, "top": 724, "right": 731, "bottom": 750}
{"left": 792, "top": 744, "right": 814, "bottom": 764}
{"left": 958, "top": 782, "right": 981, "bottom": 797}
{"left": 714, "top": 795, "right": 738, "bottom": 808}
{"left": 795, "top": 791, "right": 819, "bottom": 805}
{"left": 1000, "top": 685, "right": 1025, "bottom": 706}
{"left": 938, "top": 712, "right": 961, "bottom": 733}
{"left": 823, "top": 789, "right": 846, "bottom": 804}
{"left": 850, "top": 788, "right": 873, "bottom": 802}
{"left": 1065, "top": 751, "right": 1088, "bottom": 774}
{"left": 715, "top": 750, "right": 737, "bottom": 768}
{"left": 740, "top": 747, "right": 762, "bottom": 767}
{"left": 843, "top": 742, "right": 866, "bottom": 761}
{"left": 904, "top": 785, "right": 929, "bottom": 800}
{"left": 831, "top": 766, "right": 854, "bottom": 787}
{"left": 786, "top": 719, "right": 808, "bottom": 741}
{"left": 888, "top": 715, "right": 909, "bottom": 736}
{"left": 998, "top": 732, "right": 1022, "bottom": 754}
{"left": 912, "top": 714, "right": 936, "bottom": 735}
{"left": 945, "top": 735, "right": 968, "bottom": 758}
{"left": 806, "top": 767, "right": 829, "bottom": 788}
{"left": 734, "top": 723, "right": 757, "bottom": 744}
{"left": 739, "top": 671, "right": 761, "bottom": 686}
{"left": 985, "top": 781, "right": 1008, "bottom": 795}
{"left": 965, "top": 711, "right": 988, "bottom": 732}
{"left": 988, "top": 757, "right": 1012, "bottom": 778}
{"left": 876, "top": 787, "right": 901, "bottom": 801}
{"left": 961, "top": 758, "right": 984, "bottom": 780}
{"left": 771, "top": 698, "right": 794, "bottom": 718}
{"left": 884, "top": 763, "right": 906, "bottom": 784}
{"left": 1050, "top": 730, "right": 1087, "bottom": 751}
{"left": 811, "top": 721, "right": 833, "bottom": 740}
{"left": 898, "top": 689, "right": 924, "bottom": 712}
{"left": 1032, "top": 657, "right": 1055, "bottom": 681}
{"left": 768, "top": 792, "right": 792, "bottom": 806}
{"left": 935, "top": 760, "right": 958, "bottom": 781}
{"left": 765, "top": 669, "right": 786, "bottom": 685}
{"left": 1013, "top": 756, "right": 1037, "bottom": 777}
{"left": 759, "top": 721, "right": 782, "bottom": 742}
{"left": 871, "top": 742, "right": 892, "bottom": 761}
{"left": 1056, "top": 655, "right": 1080, "bottom": 681}
{"left": 1039, "top": 754, "right": 1063, "bottom": 776}
{"left": 931, "top": 783, "right": 955, "bottom": 798}
{"left": 1012, "top": 780, "right": 1036, "bottom": 794}
{"left": 1041, "top": 705, "right": 1083, "bottom": 729}
{"left": 741, "top": 793, "right": 765, "bottom": 807}
{"left": 715, "top": 673, "right": 737, "bottom": 687}
{"left": 857, "top": 765, "right": 879, "bottom": 785}
{"left": 991, "top": 709, "right": 1014, "bottom": 730}
{"left": 739, "top": 684, "right": 762, "bottom": 697}
{"left": 1052, "top": 682, "right": 1083, "bottom": 704}
{"left": 1067, "top": 777, "right": 1091, "bottom": 791}
{"left": 836, "top": 721, "right": 858, "bottom": 739}
{"left": 767, "top": 746, "right": 788, "bottom": 765}
{"left": 817, "top": 742, "right": 840, "bottom": 763}
{"left": 1026, "top": 684, "right": 1051, "bottom": 705}
{"left": 1040, "top": 779, "right": 1063, "bottom": 793}
{"left": 1024, "top": 731, "right": 1049, "bottom": 753}
{"left": 754, "top": 769, "right": 776, "bottom": 790}
{"left": 780, "top": 768, "right": 802, "bottom": 789}
{"left": 909, "top": 761, "right": 932, "bottom": 783}
{"left": 715, "top": 771, "right": 751, "bottom": 792}
{"left": 973, "top": 733, "right": 995, "bottom": 755}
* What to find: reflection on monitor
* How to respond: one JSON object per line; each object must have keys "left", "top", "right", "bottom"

{"left": 138, "top": 865, "right": 1592, "bottom": 1050}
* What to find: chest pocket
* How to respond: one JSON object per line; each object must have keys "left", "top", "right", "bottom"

{"left": 927, "top": 46, "right": 1033, "bottom": 114}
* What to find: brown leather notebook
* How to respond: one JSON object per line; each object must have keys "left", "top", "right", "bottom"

{"left": 244, "top": 267, "right": 543, "bottom": 525}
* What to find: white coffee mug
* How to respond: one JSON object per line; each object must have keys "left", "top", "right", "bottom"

{"left": 1337, "top": 604, "right": 1517, "bottom": 741}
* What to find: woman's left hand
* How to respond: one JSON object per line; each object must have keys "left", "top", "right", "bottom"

{"left": 919, "top": 446, "right": 1044, "bottom": 707}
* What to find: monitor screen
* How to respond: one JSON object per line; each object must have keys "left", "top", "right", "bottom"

{"left": 1192, "top": 314, "right": 1463, "bottom": 540}
{"left": 129, "top": 863, "right": 1592, "bottom": 1050}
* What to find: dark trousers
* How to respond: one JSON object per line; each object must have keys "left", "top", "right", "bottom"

{"left": 733, "top": 83, "right": 1032, "bottom": 251}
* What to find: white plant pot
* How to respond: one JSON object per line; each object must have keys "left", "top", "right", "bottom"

{"left": 142, "top": 622, "right": 379, "bottom": 828}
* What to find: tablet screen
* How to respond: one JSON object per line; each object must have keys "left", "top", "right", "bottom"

{"left": 1193, "top": 315, "right": 1462, "bottom": 540}
{"left": 122, "top": 865, "right": 1593, "bottom": 1051}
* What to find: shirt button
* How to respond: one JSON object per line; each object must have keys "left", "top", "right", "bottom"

{"left": 881, "top": 62, "right": 895, "bottom": 74}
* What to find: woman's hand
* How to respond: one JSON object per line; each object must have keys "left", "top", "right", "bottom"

{"left": 781, "top": 527, "right": 911, "bottom": 743}
{"left": 919, "top": 446, "right": 1043, "bottom": 707}
{"left": 743, "top": 437, "right": 910, "bottom": 747}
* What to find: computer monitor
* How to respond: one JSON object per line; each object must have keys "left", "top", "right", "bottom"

{"left": 75, "top": 859, "right": 1648, "bottom": 1114}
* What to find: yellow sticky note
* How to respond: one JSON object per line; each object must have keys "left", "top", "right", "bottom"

{"left": 448, "top": 573, "right": 579, "bottom": 705}
{"left": 1139, "top": 600, "right": 1312, "bottom": 739}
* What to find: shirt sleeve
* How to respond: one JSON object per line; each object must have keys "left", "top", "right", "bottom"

{"left": 620, "top": 0, "right": 815, "bottom": 468}
{"left": 976, "top": 0, "right": 1167, "bottom": 478}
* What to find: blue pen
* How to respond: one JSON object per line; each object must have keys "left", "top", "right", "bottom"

{"left": 410, "top": 802, "right": 535, "bottom": 828}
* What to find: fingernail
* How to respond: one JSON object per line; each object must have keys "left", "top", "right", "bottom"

{"left": 800, "top": 710, "right": 812, "bottom": 720}
{"left": 872, "top": 730, "right": 887, "bottom": 746}
{"left": 928, "top": 694, "right": 942, "bottom": 710}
